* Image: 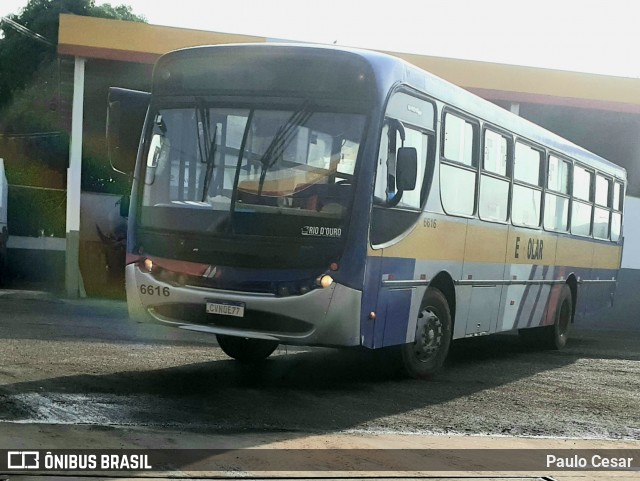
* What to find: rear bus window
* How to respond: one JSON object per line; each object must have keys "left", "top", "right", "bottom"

{"left": 611, "top": 181, "right": 623, "bottom": 241}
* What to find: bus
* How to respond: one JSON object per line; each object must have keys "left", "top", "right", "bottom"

{"left": 107, "top": 44, "right": 626, "bottom": 378}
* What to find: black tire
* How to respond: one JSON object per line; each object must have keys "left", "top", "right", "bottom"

{"left": 519, "top": 284, "right": 572, "bottom": 350}
{"left": 395, "top": 288, "right": 452, "bottom": 379}
{"left": 216, "top": 334, "right": 278, "bottom": 363}
{"left": 541, "top": 284, "right": 573, "bottom": 349}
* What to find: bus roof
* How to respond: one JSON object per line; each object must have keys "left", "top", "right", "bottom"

{"left": 353, "top": 45, "right": 627, "bottom": 181}
{"left": 157, "top": 43, "right": 626, "bottom": 181}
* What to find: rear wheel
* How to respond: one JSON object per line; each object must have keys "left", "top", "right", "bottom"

{"left": 395, "top": 288, "right": 452, "bottom": 379}
{"left": 216, "top": 335, "right": 278, "bottom": 363}
{"left": 519, "top": 284, "right": 572, "bottom": 349}
{"left": 542, "top": 284, "right": 573, "bottom": 349}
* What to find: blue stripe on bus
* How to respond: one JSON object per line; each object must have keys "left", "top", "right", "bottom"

{"left": 361, "top": 255, "right": 383, "bottom": 348}
{"left": 362, "top": 257, "right": 620, "bottom": 346}
{"left": 362, "top": 256, "right": 416, "bottom": 348}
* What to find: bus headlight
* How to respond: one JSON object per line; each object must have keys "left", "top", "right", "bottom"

{"left": 317, "top": 274, "right": 334, "bottom": 289}
{"left": 141, "top": 258, "right": 153, "bottom": 273}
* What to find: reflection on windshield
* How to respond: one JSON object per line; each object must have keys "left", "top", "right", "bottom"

{"left": 140, "top": 104, "right": 365, "bottom": 235}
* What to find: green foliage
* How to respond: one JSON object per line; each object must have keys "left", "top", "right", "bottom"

{"left": 1, "top": 61, "right": 63, "bottom": 132}
{"left": 82, "top": 134, "right": 131, "bottom": 195}
{"left": 8, "top": 186, "right": 66, "bottom": 237}
{"left": 0, "top": 0, "right": 146, "bottom": 193}
{"left": 88, "top": 2, "right": 145, "bottom": 22}
{"left": 0, "top": 0, "right": 146, "bottom": 109}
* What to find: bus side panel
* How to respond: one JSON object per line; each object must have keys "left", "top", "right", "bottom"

{"left": 556, "top": 235, "right": 614, "bottom": 323}
{"left": 361, "top": 252, "right": 383, "bottom": 348}
{"left": 500, "top": 265, "right": 553, "bottom": 331}
{"left": 374, "top": 257, "right": 415, "bottom": 348}
{"left": 591, "top": 241, "right": 621, "bottom": 320}
{"left": 364, "top": 215, "right": 622, "bottom": 345}
{"left": 558, "top": 234, "right": 594, "bottom": 322}
{"left": 369, "top": 214, "right": 466, "bottom": 346}
{"left": 379, "top": 287, "right": 413, "bottom": 347}
{"left": 575, "top": 238, "right": 622, "bottom": 324}
{"left": 461, "top": 222, "right": 509, "bottom": 335}
{"left": 579, "top": 268, "right": 619, "bottom": 325}
{"left": 500, "top": 226, "right": 554, "bottom": 332}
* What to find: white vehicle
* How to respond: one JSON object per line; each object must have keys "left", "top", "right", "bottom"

{"left": 0, "top": 159, "right": 8, "bottom": 282}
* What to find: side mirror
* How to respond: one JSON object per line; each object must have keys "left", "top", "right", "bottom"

{"left": 396, "top": 147, "right": 417, "bottom": 191}
{"left": 106, "top": 87, "right": 150, "bottom": 175}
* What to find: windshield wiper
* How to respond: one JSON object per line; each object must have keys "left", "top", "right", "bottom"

{"left": 228, "top": 109, "right": 255, "bottom": 233}
{"left": 196, "top": 101, "right": 218, "bottom": 202}
{"left": 257, "top": 101, "right": 314, "bottom": 196}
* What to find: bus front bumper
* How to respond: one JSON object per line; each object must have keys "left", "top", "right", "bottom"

{"left": 125, "top": 264, "right": 362, "bottom": 347}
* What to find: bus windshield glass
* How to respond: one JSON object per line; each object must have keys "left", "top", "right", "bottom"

{"left": 140, "top": 102, "right": 366, "bottom": 239}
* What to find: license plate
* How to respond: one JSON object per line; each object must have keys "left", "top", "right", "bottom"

{"left": 206, "top": 300, "right": 245, "bottom": 318}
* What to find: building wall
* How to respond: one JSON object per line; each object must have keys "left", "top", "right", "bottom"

{"left": 5, "top": 191, "right": 126, "bottom": 297}
{"left": 513, "top": 103, "right": 640, "bottom": 196}
{"left": 522, "top": 106, "right": 639, "bottom": 330}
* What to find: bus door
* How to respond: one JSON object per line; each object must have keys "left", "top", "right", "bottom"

{"left": 461, "top": 223, "right": 509, "bottom": 335}
{"left": 370, "top": 118, "right": 424, "bottom": 347}
{"left": 502, "top": 142, "right": 548, "bottom": 331}
{"left": 452, "top": 124, "right": 511, "bottom": 336}
{"left": 368, "top": 93, "right": 436, "bottom": 348}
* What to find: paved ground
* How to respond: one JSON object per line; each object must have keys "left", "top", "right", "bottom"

{"left": 0, "top": 291, "right": 638, "bottom": 479}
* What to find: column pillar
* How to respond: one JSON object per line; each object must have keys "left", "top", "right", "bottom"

{"left": 65, "top": 56, "right": 85, "bottom": 298}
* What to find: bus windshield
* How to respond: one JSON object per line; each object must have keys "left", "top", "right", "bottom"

{"left": 139, "top": 101, "right": 366, "bottom": 239}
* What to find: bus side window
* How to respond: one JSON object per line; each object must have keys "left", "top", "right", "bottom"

{"left": 440, "top": 112, "right": 478, "bottom": 216}
{"left": 611, "top": 181, "right": 623, "bottom": 241}
{"left": 571, "top": 164, "right": 593, "bottom": 236}
{"left": 544, "top": 155, "right": 570, "bottom": 232}
{"left": 479, "top": 129, "right": 510, "bottom": 222}
{"left": 511, "top": 141, "right": 542, "bottom": 228}
{"left": 593, "top": 174, "right": 611, "bottom": 239}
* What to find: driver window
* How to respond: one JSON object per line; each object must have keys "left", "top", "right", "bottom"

{"left": 374, "top": 119, "right": 428, "bottom": 210}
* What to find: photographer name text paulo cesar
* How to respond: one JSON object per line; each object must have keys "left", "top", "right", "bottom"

{"left": 546, "top": 454, "right": 634, "bottom": 469}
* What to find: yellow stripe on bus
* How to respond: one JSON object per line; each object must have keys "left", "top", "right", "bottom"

{"left": 592, "top": 241, "right": 622, "bottom": 269}
{"left": 372, "top": 216, "right": 622, "bottom": 270}
{"left": 379, "top": 218, "right": 467, "bottom": 261}
{"left": 464, "top": 223, "right": 509, "bottom": 264}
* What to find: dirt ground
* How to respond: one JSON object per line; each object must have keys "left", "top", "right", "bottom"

{"left": 0, "top": 295, "right": 639, "bottom": 479}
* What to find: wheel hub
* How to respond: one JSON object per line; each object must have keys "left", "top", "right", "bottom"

{"left": 414, "top": 308, "right": 442, "bottom": 361}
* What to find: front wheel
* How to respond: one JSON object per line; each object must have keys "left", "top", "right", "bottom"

{"left": 216, "top": 335, "right": 278, "bottom": 363}
{"left": 395, "top": 288, "right": 452, "bottom": 379}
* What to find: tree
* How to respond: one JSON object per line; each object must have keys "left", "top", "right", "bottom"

{"left": 0, "top": 0, "right": 146, "bottom": 109}
{"left": 0, "top": 0, "right": 146, "bottom": 198}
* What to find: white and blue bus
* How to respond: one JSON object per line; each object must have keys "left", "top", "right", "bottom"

{"left": 107, "top": 44, "right": 626, "bottom": 378}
